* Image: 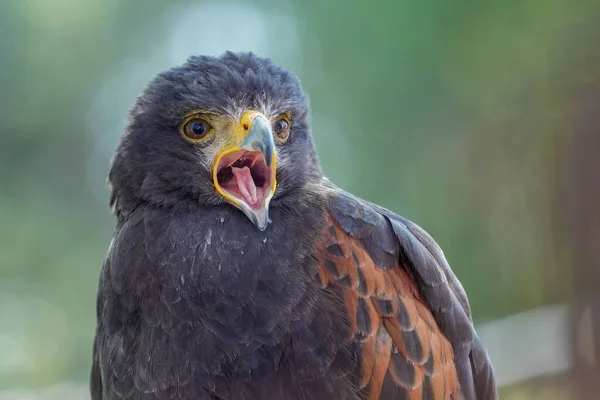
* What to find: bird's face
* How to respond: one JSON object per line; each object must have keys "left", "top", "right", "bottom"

{"left": 109, "top": 52, "right": 322, "bottom": 229}
{"left": 179, "top": 109, "right": 288, "bottom": 229}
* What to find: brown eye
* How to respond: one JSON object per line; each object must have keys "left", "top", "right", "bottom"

{"left": 182, "top": 118, "right": 213, "bottom": 141}
{"left": 274, "top": 117, "right": 290, "bottom": 141}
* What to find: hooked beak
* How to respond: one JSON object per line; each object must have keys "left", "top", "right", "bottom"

{"left": 212, "top": 111, "right": 277, "bottom": 230}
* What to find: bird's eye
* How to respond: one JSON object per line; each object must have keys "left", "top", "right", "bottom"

{"left": 273, "top": 117, "right": 290, "bottom": 141}
{"left": 182, "top": 118, "right": 213, "bottom": 141}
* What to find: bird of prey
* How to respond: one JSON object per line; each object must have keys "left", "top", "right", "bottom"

{"left": 91, "top": 52, "right": 498, "bottom": 400}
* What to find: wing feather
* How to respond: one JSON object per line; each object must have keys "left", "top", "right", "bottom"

{"left": 317, "top": 189, "right": 498, "bottom": 400}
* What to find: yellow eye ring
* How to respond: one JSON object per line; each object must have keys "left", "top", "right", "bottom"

{"left": 273, "top": 115, "right": 290, "bottom": 141}
{"left": 180, "top": 116, "right": 214, "bottom": 142}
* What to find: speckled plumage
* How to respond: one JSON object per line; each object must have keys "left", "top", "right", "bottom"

{"left": 91, "top": 52, "right": 498, "bottom": 400}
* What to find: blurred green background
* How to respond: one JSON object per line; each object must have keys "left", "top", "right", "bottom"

{"left": 1, "top": 0, "right": 599, "bottom": 398}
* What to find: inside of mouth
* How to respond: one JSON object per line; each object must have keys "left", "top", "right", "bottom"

{"left": 215, "top": 150, "right": 271, "bottom": 210}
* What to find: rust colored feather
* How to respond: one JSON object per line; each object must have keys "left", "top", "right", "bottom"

{"left": 388, "top": 351, "right": 424, "bottom": 389}
{"left": 317, "top": 216, "right": 460, "bottom": 399}
{"left": 317, "top": 266, "right": 329, "bottom": 288}
{"left": 356, "top": 296, "right": 380, "bottom": 338}
{"left": 427, "top": 370, "right": 447, "bottom": 399}
{"left": 367, "top": 329, "right": 393, "bottom": 400}
{"left": 359, "top": 335, "right": 377, "bottom": 389}
{"left": 343, "top": 289, "right": 359, "bottom": 337}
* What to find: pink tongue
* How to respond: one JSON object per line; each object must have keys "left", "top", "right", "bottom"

{"left": 231, "top": 166, "right": 258, "bottom": 206}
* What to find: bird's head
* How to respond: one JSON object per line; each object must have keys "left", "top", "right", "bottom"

{"left": 109, "top": 52, "right": 322, "bottom": 230}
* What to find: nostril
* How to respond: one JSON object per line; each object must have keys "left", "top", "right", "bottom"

{"left": 243, "top": 124, "right": 249, "bottom": 130}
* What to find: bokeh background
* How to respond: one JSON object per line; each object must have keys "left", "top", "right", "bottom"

{"left": 1, "top": 0, "right": 599, "bottom": 399}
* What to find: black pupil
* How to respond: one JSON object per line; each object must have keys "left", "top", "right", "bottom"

{"left": 192, "top": 121, "right": 206, "bottom": 136}
{"left": 276, "top": 120, "right": 287, "bottom": 135}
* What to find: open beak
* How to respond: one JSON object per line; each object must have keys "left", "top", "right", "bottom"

{"left": 212, "top": 111, "right": 277, "bottom": 230}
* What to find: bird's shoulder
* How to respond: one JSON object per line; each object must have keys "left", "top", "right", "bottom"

{"left": 312, "top": 181, "right": 498, "bottom": 400}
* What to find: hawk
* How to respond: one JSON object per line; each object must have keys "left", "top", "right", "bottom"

{"left": 91, "top": 52, "right": 498, "bottom": 400}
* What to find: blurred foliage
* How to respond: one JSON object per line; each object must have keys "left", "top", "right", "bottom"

{"left": 0, "top": 0, "right": 599, "bottom": 394}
